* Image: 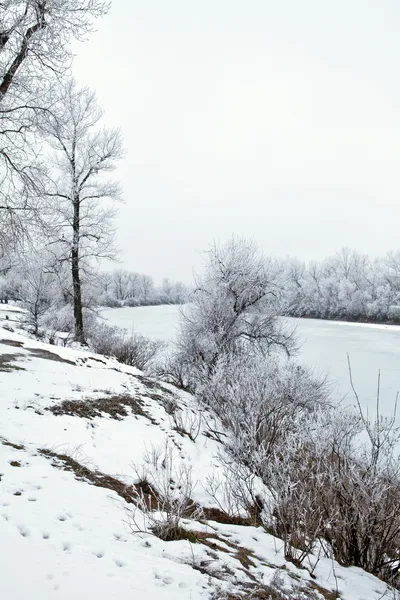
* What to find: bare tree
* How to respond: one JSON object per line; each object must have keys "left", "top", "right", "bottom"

{"left": 0, "top": 0, "right": 109, "bottom": 247}
{"left": 41, "top": 79, "right": 123, "bottom": 343}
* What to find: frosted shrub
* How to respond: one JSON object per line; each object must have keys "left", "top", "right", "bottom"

{"left": 129, "top": 443, "right": 202, "bottom": 541}
{"left": 263, "top": 402, "right": 400, "bottom": 584}
{"left": 89, "top": 322, "right": 165, "bottom": 372}
{"left": 199, "top": 353, "right": 329, "bottom": 466}
{"left": 166, "top": 238, "right": 295, "bottom": 391}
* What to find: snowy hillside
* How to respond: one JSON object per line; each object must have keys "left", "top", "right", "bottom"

{"left": 0, "top": 305, "right": 392, "bottom": 600}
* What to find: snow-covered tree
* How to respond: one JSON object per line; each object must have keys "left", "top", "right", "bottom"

{"left": 41, "top": 79, "right": 123, "bottom": 343}
{"left": 168, "top": 237, "right": 295, "bottom": 391}
{"left": 0, "top": 1, "right": 109, "bottom": 248}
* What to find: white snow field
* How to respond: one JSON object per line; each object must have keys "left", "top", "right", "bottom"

{"left": 0, "top": 304, "right": 393, "bottom": 599}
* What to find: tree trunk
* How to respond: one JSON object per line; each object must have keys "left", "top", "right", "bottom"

{"left": 72, "top": 195, "right": 85, "bottom": 344}
{"left": 71, "top": 247, "right": 85, "bottom": 343}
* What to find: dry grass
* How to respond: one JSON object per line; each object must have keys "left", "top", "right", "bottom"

{"left": 0, "top": 353, "right": 25, "bottom": 372}
{"left": 0, "top": 339, "right": 24, "bottom": 347}
{"left": 40, "top": 449, "right": 139, "bottom": 504}
{"left": 0, "top": 439, "right": 25, "bottom": 450}
{"left": 27, "top": 348, "right": 75, "bottom": 365}
{"left": 48, "top": 394, "right": 148, "bottom": 421}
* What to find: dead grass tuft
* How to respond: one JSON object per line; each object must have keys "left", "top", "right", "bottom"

{"left": 49, "top": 394, "right": 149, "bottom": 421}
{"left": 1, "top": 439, "right": 25, "bottom": 450}
{"left": 202, "top": 506, "right": 256, "bottom": 527}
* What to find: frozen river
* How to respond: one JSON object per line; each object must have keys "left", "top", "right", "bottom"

{"left": 100, "top": 305, "right": 400, "bottom": 419}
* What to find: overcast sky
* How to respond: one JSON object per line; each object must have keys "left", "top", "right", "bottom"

{"left": 73, "top": 0, "right": 400, "bottom": 283}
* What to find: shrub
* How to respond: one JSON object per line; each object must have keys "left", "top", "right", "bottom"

{"left": 166, "top": 238, "right": 295, "bottom": 392}
{"left": 263, "top": 400, "right": 400, "bottom": 585}
{"left": 129, "top": 442, "right": 202, "bottom": 540}
{"left": 89, "top": 323, "right": 165, "bottom": 372}
{"left": 40, "top": 305, "right": 98, "bottom": 345}
{"left": 199, "top": 352, "right": 329, "bottom": 466}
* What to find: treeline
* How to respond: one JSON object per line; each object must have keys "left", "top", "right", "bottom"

{"left": 278, "top": 247, "right": 400, "bottom": 323}
{"left": 0, "top": 254, "right": 189, "bottom": 337}
{"left": 98, "top": 270, "right": 189, "bottom": 307}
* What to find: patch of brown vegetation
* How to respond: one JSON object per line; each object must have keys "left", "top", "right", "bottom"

{"left": 40, "top": 449, "right": 139, "bottom": 504}
{"left": 0, "top": 339, "right": 24, "bottom": 347}
{"left": 9, "top": 460, "right": 21, "bottom": 467}
{"left": 133, "top": 479, "right": 161, "bottom": 511}
{"left": 0, "top": 353, "right": 25, "bottom": 372}
{"left": 212, "top": 581, "right": 326, "bottom": 600}
{"left": 40, "top": 449, "right": 171, "bottom": 513}
{"left": 162, "top": 525, "right": 258, "bottom": 572}
{"left": 172, "top": 425, "right": 196, "bottom": 441}
{"left": 27, "top": 348, "right": 76, "bottom": 365}
{"left": 135, "top": 374, "right": 179, "bottom": 414}
{"left": 0, "top": 439, "right": 25, "bottom": 450}
{"left": 49, "top": 394, "right": 149, "bottom": 421}
{"left": 202, "top": 507, "right": 256, "bottom": 527}
{"left": 310, "top": 583, "right": 340, "bottom": 600}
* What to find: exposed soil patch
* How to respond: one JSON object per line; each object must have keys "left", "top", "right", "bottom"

{"left": 0, "top": 353, "right": 25, "bottom": 372}
{"left": 48, "top": 394, "right": 149, "bottom": 420}
{"left": 27, "top": 348, "right": 76, "bottom": 365}
{"left": 0, "top": 339, "right": 24, "bottom": 348}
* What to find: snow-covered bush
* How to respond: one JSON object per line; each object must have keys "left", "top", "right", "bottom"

{"left": 129, "top": 443, "right": 202, "bottom": 541}
{"left": 166, "top": 238, "right": 295, "bottom": 391}
{"left": 14, "top": 258, "right": 59, "bottom": 335}
{"left": 89, "top": 322, "right": 165, "bottom": 372}
{"left": 39, "top": 305, "right": 98, "bottom": 345}
{"left": 262, "top": 400, "right": 400, "bottom": 584}
{"left": 198, "top": 353, "right": 329, "bottom": 466}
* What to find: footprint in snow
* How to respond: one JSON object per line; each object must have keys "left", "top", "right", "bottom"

{"left": 62, "top": 542, "right": 71, "bottom": 552}
{"left": 18, "top": 525, "right": 30, "bottom": 537}
{"left": 58, "top": 514, "right": 70, "bottom": 522}
{"left": 93, "top": 551, "right": 104, "bottom": 558}
{"left": 42, "top": 531, "right": 51, "bottom": 539}
{"left": 114, "top": 558, "right": 125, "bottom": 568}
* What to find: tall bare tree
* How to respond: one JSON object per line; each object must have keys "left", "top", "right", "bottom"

{"left": 42, "top": 79, "right": 123, "bottom": 343}
{"left": 0, "top": 1, "right": 109, "bottom": 247}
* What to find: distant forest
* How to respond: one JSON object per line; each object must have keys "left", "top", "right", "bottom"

{"left": 279, "top": 247, "right": 400, "bottom": 323}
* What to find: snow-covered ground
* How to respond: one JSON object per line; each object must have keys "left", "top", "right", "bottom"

{"left": 0, "top": 305, "right": 393, "bottom": 599}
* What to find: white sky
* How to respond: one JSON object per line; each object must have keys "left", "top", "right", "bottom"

{"left": 73, "top": 0, "right": 400, "bottom": 283}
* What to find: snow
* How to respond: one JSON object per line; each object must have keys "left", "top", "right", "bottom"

{"left": 0, "top": 307, "right": 393, "bottom": 599}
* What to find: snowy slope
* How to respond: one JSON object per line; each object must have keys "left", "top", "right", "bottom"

{"left": 0, "top": 306, "right": 392, "bottom": 599}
